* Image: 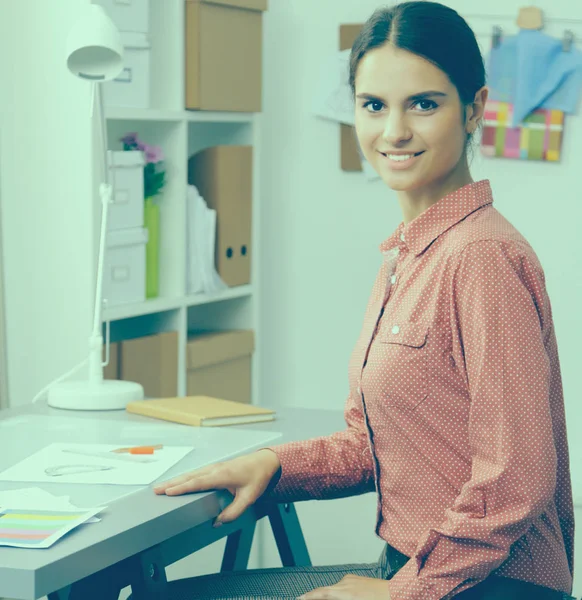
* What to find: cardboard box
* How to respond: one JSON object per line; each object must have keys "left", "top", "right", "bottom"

{"left": 120, "top": 331, "right": 178, "bottom": 398}
{"left": 103, "top": 227, "right": 148, "bottom": 306}
{"left": 95, "top": 0, "right": 150, "bottom": 33}
{"left": 340, "top": 24, "right": 364, "bottom": 172}
{"left": 187, "top": 330, "right": 254, "bottom": 404}
{"left": 104, "top": 32, "right": 151, "bottom": 109}
{"left": 107, "top": 151, "right": 145, "bottom": 231}
{"left": 185, "top": 0, "right": 268, "bottom": 112}
{"left": 188, "top": 146, "right": 252, "bottom": 287}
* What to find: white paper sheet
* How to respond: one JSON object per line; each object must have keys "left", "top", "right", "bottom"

{"left": 186, "top": 185, "right": 228, "bottom": 295}
{"left": 116, "top": 423, "right": 283, "bottom": 484}
{"left": 0, "top": 506, "right": 104, "bottom": 549}
{"left": 312, "top": 49, "right": 355, "bottom": 126}
{"left": 0, "top": 487, "right": 104, "bottom": 522}
{"left": 0, "top": 443, "right": 194, "bottom": 486}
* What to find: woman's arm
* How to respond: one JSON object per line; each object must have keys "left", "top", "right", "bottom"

{"left": 386, "top": 239, "right": 558, "bottom": 600}
{"left": 265, "top": 392, "right": 376, "bottom": 503}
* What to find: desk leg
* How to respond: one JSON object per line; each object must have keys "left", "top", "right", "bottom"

{"left": 128, "top": 545, "right": 169, "bottom": 600}
{"left": 46, "top": 561, "right": 127, "bottom": 600}
{"left": 268, "top": 502, "right": 311, "bottom": 567}
{"left": 221, "top": 520, "right": 256, "bottom": 572}
{"left": 47, "top": 546, "right": 168, "bottom": 600}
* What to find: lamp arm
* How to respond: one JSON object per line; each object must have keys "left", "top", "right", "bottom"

{"left": 89, "top": 82, "right": 112, "bottom": 382}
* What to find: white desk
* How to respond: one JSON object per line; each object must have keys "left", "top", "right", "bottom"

{"left": 0, "top": 402, "right": 579, "bottom": 599}
{"left": 0, "top": 402, "right": 346, "bottom": 600}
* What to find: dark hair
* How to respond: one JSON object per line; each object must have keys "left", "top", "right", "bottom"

{"left": 349, "top": 1, "right": 486, "bottom": 109}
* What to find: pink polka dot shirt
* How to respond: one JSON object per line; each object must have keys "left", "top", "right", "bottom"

{"left": 268, "top": 180, "right": 575, "bottom": 599}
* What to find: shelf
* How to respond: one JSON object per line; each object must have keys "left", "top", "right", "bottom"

{"left": 185, "top": 284, "right": 253, "bottom": 307}
{"left": 102, "top": 285, "right": 254, "bottom": 322}
{"left": 185, "top": 110, "right": 255, "bottom": 124}
{"left": 105, "top": 107, "right": 255, "bottom": 124}
{"left": 103, "top": 296, "right": 184, "bottom": 322}
{"left": 105, "top": 107, "right": 184, "bottom": 122}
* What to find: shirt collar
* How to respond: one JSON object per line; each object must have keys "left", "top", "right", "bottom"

{"left": 379, "top": 180, "right": 494, "bottom": 257}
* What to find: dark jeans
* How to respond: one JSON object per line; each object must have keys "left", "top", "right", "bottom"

{"left": 382, "top": 543, "right": 575, "bottom": 599}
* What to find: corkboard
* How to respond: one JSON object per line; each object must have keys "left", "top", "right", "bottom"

{"left": 340, "top": 24, "right": 363, "bottom": 171}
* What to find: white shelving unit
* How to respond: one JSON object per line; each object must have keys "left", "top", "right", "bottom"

{"left": 101, "top": 0, "right": 263, "bottom": 406}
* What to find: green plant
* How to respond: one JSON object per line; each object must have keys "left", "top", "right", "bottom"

{"left": 120, "top": 132, "right": 166, "bottom": 198}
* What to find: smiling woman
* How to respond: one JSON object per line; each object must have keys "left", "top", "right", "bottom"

{"left": 146, "top": 3, "right": 576, "bottom": 600}
{"left": 349, "top": 3, "right": 488, "bottom": 225}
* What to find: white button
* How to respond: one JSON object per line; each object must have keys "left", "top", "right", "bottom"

{"left": 390, "top": 274, "right": 397, "bottom": 284}
{"left": 392, "top": 325, "right": 400, "bottom": 334}
{"left": 357, "top": 386, "right": 361, "bottom": 395}
{"left": 400, "top": 233, "right": 405, "bottom": 242}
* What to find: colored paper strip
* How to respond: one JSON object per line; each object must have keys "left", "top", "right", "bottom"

{"left": 1, "top": 513, "right": 82, "bottom": 521}
{"left": 0, "top": 532, "right": 48, "bottom": 539}
{"left": 0, "top": 528, "right": 54, "bottom": 536}
{"left": 528, "top": 127, "right": 545, "bottom": 160}
{"left": 0, "top": 521, "right": 61, "bottom": 530}
{"left": 504, "top": 128, "right": 521, "bottom": 158}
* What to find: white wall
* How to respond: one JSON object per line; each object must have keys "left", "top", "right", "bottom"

{"left": 258, "top": 0, "right": 582, "bottom": 590}
{"left": 0, "top": 181, "right": 8, "bottom": 410}
{"left": 0, "top": 1, "right": 96, "bottom": 407}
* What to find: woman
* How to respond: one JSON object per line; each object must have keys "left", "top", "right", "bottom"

{"left": 154, "top": 2, "right": 575, "bottom": 599}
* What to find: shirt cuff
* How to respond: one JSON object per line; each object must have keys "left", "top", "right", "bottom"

{"left": 255, "top": 444, "right": 299, "bottom": 502}
{"left": 388, "top": 571, "right": 443, "bottom": 600}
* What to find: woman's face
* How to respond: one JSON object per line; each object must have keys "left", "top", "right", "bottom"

{"left": 354, "top": 43, "right": 470, "bottom": 193}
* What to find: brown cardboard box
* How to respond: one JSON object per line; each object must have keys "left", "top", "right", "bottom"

{"left": 187, "top": 330, "right": 254, "bottom": 404}
{"left": 340, "top": 24, "right": 364, "bottom": 172}
{"left": 103, "top": 342, "right": 120, "bottom": 380}
{"left": 185, "top": 0, "right": 268, "bottom": 112}
{"left": 188, "top": 146, "right": 252, "bottom": 287}
{"left": 120, "top": 331, "right": 178, "bottom": 398}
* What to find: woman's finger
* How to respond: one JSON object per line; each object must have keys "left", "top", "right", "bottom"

{"left": 153, "top": 463, "right": 224, "bottom": 494}
{"left": 164, "top": 471, "right": 234, "bottom": 496}
{"left": 215, "top": 488, "right": 256, "bottom": 525}
{"left": 297, "top": 586, "right": 336, "bottom": 599}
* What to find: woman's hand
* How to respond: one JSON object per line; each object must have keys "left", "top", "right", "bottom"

{"left": 153, "top": 449, "right": 281, "bottom": 526}
{"left": 298, "top": 575, "right": 391, "bottom": 600}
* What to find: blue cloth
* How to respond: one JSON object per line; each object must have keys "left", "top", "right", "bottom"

{"left": 487, "top": 30, "right": 582, "bottom": 126}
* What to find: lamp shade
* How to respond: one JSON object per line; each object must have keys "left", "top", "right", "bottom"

{"left": 66, "top": 5, "right": 124, "bottom": 81}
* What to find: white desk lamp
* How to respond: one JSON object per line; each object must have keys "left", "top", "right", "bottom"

{"left": 42, "top": 5, "right": 144, "bottom": 410}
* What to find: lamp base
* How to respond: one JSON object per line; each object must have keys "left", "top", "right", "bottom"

{"left": 47, "top": 380, "right": 144, "bottom": 411}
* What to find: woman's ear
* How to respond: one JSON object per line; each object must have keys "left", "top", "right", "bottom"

{"left": 466, "top": 86, "right": 489, "bottom": 134}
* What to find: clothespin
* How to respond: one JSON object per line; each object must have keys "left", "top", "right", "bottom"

{"left": 516, "top": 6, "right": 544, "bottom": 30}
{"left": 492, "top": 26, "right": 502, "bottom": 49}
{"left": 562, "top": 30, "right": 575, "bottom": 52}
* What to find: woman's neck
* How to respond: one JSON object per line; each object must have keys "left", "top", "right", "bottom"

{"left": 398, "top": 160, "right": 473, "bottom": 225}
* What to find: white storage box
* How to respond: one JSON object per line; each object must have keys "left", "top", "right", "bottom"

{"left": 95, "top": 0, "right": 149, "bottom": 33}
{"left": 103, "top": 228, "right": 148, "bottom": 306}
{"left": 107, "top": 151, "right": 145, "bottom": 231}
{"left": 103, "top": 32, "right": 151, "bottom": 109}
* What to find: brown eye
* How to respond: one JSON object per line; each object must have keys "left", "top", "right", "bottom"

{"left": 413, "top": 99, "right": 438, "bottom": 112}
{"left": 364, "top": 100, "right": 384, "bottom": 113}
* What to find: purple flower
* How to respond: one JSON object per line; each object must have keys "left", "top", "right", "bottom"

{"left": 144, "top": 144, "right": 164, "bottom": 164}
{"left": 120, "top": 132, "right": 147, "bottom": 151}
{"left": 120, "top": 132, "right": 139, "bottom": 147}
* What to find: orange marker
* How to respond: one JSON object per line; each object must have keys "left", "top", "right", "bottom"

{"left": 112, "top": 444, "right": 163, "bottom": 454}
{"left": 129, "top": 446, "right": 157, "bottom": 455}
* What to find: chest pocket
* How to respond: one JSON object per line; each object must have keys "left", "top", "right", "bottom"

{"left": 378, "top": 321, "right": 430, "bottom": 410}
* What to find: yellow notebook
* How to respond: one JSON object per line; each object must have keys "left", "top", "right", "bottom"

{"left": 125, "top": 396, "right": 276, "bottom": 427}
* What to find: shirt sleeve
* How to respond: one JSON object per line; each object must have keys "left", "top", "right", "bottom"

{"left": 265, "top": 392, "right": 375, "bottom": 503}
{"left": 387, "top": 239, "right": 558, "bottom": 600}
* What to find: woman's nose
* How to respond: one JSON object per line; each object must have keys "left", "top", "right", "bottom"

{"left": 381, "top": 113, "right": 412, "bottom": 146}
